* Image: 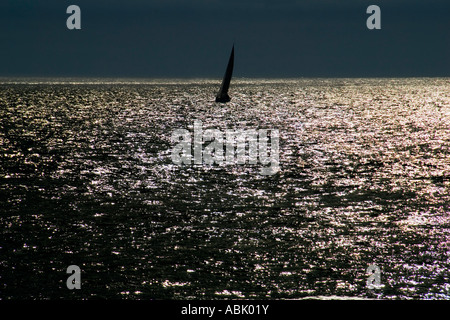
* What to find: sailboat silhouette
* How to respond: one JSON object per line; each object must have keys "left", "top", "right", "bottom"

{"left": 215, "top": 45, "right": 234, "bottom": 103}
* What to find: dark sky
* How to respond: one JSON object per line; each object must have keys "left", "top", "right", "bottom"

{"left": 0, "top": 0, "right": 449, "bottom": 78}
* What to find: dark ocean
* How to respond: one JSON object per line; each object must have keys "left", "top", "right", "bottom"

{"left": 1, "top": 78, "right": 450, "bottom": 299}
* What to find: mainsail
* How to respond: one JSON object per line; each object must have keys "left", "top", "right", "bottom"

{"left": 215, "top": 45, "right": 234, "bottom": 103}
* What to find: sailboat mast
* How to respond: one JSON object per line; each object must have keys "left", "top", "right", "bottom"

{"left": 215, "top": 45, "right": 234, "bottom": 103}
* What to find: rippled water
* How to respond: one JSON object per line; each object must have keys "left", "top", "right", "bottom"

{"left": 1, "top": 78, "right": 450, "bottom": 299}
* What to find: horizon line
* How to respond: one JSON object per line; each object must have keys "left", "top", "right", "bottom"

{"left": 0, "top": 75, "right": 449, "bottom": 81}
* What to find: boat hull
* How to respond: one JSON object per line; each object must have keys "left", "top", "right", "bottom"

{"left": 215, "top": 93, "right": 231, "bottom": 103}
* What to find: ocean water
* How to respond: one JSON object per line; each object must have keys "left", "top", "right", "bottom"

{"left": 1, "top": 78, "right": 450, "bottom": 299}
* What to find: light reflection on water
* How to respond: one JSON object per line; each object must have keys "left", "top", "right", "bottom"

{"left": 1, "top": 78, "right": 450, "bottom": 299}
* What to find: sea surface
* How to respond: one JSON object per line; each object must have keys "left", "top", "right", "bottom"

{"left": 1, "top": 78, "right": 450, "bottom": 299}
